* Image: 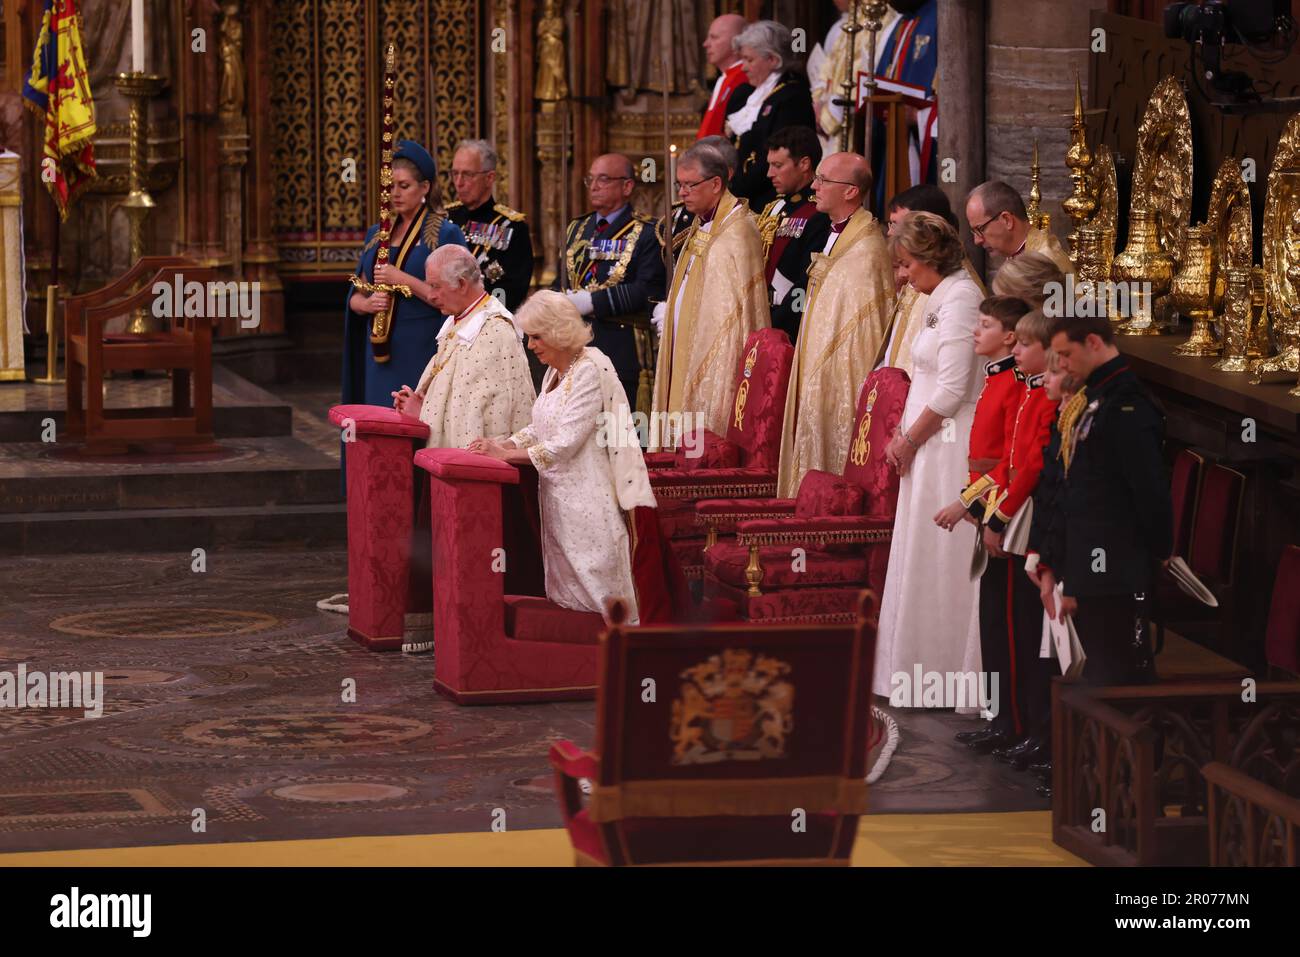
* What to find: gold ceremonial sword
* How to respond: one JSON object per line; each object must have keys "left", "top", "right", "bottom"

{"left": 352, "top": 43, "right": 412, "bottom": 363}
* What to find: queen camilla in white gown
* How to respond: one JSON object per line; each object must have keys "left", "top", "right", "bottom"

{"left": 874, "top": 215, "right": 985, "bottom": 698}
{"left": 471, "top": 292, "right": 656, "bottom": 624}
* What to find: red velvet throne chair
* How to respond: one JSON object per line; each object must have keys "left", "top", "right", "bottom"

{"left": 548, "top": 591, "right": 879, "bottom": 866}
{"left": 327, "top": 405, "right": 431, "bottom": 651}
{"left": 644, "top": 328, "right": 795, "bottom": 581}
{"left": 698, "top": 369, "right": 910, "bottom": 623}
{"left": 415, "top": 446, "right": 605, "bottom": 703}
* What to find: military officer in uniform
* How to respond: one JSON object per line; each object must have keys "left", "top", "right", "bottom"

{"left": 447, "top": 139, "right": 534, "bottom": 310}
{"left": 1041, "top": 314, "right": 1173, "bottom": 690}
{"left": 558, "top": 152, "right": 667, "bottom": 409}
{"left": 755, "top": 125, "right": 829, "bottom": 342}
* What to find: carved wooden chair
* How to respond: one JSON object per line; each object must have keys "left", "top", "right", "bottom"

{"left": 64, "top": 257, "right": 216, "bottom": 455}
{"left": 549, "top": 591, "right": 878, "bottom": 866}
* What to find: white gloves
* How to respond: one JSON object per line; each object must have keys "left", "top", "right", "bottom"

{"left": 565, "top": 290, "right": 594, "bottom": 316}
{"left": 651, "top": 301, "right": 666, "bottom": 335}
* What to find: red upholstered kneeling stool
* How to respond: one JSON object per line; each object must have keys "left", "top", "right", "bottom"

{"left": 549, "top": 591, "right": 880, "bottom": 866}
{"left": 698, "top": 369, "right": 909, "bottom": 623}
{"left": 643, "top": 328, "right": 795, "bottom": 581}
{"left": 328, "top": 404, "right": 431, "bottom": 650}
{"left": 415, "top": 446, "right": 606, "bottom": 703}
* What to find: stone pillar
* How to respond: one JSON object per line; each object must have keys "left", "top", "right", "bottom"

{"left": 937, "top": 0, "right": 986, "bottom": 274}
{"left": 985, "top": 0, "right": 1109, "bottom": 250}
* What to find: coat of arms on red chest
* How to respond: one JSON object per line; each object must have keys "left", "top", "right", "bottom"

{"left": 670, "top": 649, "right": 794, "bottom": 764}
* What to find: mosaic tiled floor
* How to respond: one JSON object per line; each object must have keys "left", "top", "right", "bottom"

{"left": 0, "top": 548, "right": 1051, "bottom": 855}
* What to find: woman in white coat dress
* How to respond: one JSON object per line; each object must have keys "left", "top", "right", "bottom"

{"left": 874, "top": 212, "right": 985, "bottom": 699}
{"left": 469, "top": 291, "right": 656, "bottom": 624}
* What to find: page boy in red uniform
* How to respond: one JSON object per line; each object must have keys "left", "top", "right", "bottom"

{"left": 981, "top": 309, "right": 1058, "bottom": 771}
{"left": 934, "top": 295, "right": 1030, "bottom": 749}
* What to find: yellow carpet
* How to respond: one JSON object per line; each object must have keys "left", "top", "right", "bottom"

{"left": 0, "top": 811, "right": 1084, "bottom": 866}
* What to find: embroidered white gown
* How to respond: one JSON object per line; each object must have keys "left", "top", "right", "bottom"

{"left": 511, "top": 348, "right": 640, "bottom": 623}
{"left": 873, "top": 271, "right": 985, "bottom": 698}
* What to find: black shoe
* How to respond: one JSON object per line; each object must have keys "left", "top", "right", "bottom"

{"left": 955, "top": 727, "right": 993, "bottom": 744}
{"left": 992, "top": 735, "right": 1035, "bottom": 761}
{"left": 1028, "top": 760, "right": 1052, "bottom": 777}
{"left": 968, "top": 730, "right": 1011, "bottom": 754}
{"left": 1010, "top": 742, "right": 1049, "bottom": 772}
{"left": 1035, "top": 783, "right": 1053, "bottom": 799}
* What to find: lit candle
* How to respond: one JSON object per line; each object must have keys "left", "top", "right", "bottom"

{"left": 131, "top": 0, "right": 145, "bottom": 73}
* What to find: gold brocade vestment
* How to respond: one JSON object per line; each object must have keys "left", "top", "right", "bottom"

{"left": 651, "top": 192, "right": 769, "bottom": 445}
{"left": 1023, "top": 225, "right": 1075, "bottom": 275}
{"left": 777, "top": 208, "right": 893, "bottom": 498}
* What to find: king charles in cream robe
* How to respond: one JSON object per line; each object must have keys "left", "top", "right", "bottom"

{"left": 414, "top": 293, "right": 535, "bottom": 448}
{"left": 651, "top": 191, "right": 769, "bottom": 444}
{"left": 776, "top": 207, "right": 893, "bottom": 498}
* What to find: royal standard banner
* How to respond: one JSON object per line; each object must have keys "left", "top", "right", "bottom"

{"left": 21, "top": 0, "right": 97, "bottom": 220}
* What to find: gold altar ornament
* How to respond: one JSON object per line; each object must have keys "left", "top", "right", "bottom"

{"left": 1112, "top": 206, "right": 1175, "bottom": 335}
{"left": 1253, "top": 114, "right": 1300, "bottom": 384}
{"left": 1248, "top": 266, "right": 1272, "bottom": 361}
{"left": 1215, "top": 267, "right": 1254, "bottom": 372}
{"left": 1062, "top": 77, "right": 1095, "bottom": 254}
{"left": 1027, "top": 139, "right": 1046, "bottom": 231}
{"left": 1130, "top": 76, "right": 1194, "bottom": 274}
{"left": 1169, "top": 225, "right": 1219, "bottom": 357}
{"left": 1086, "top": 143, "right": 1118, "bottom": 276}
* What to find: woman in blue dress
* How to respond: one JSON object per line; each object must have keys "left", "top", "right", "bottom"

{"left": 342, "top": 140, "right": 467, "bottom": 407}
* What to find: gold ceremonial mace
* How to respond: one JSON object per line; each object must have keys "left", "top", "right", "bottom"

{"left": 351, "top": 43, "right": 412, "bottom": 364}
{"left": 837, "top": 1, "right": 863, "bottom": 153}
{"left": 858, "top": 2, "right": 889, "bottom": 163}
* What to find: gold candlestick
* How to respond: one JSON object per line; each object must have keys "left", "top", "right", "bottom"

{"left": 837, "top": 2, "right": 863, "bottom": 153}
{"left": 1027, "top": 139, "right": 1044, "bottom": 230}
{"left": 114, "top": 72, "right": 167, "bottom": 334}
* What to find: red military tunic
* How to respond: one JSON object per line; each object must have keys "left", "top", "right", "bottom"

{"left": 958, "top": 355, "right": 1021, "bottom": 520}
{"left": 987, "top": 373, "right": 1057, "bottom": 533}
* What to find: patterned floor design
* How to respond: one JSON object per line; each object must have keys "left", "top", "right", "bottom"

{"left": 0, "top": 548, "right": 1053, "bottom": 856}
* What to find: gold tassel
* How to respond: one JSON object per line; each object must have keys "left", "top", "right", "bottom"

{"left": 1057, "top": 388, "right": 1088, "bottom": 474}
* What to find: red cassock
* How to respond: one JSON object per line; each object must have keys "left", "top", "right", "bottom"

{"left": 697, "top": 62, "right": 750, "bottom": 139}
